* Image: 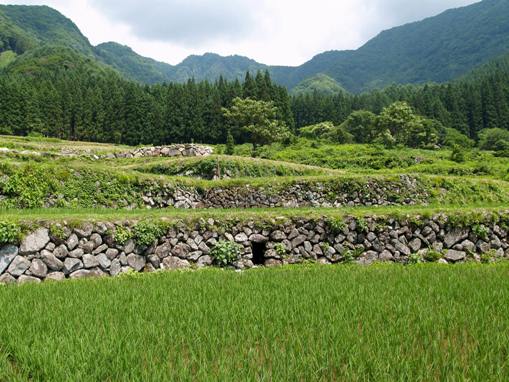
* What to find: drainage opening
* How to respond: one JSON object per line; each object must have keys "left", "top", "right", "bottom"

{"left": 251, "top": 242, "right": 266, "bottom": 265}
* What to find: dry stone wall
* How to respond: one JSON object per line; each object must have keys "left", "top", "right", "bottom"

{"left": 1, "top": 212, "right": 508, "bottom": 284}
{"left": 100, "top": 144, "right": 213, "bottom": 159}
{"left": 140, "top": 175, "right": 428, "bottom": 209}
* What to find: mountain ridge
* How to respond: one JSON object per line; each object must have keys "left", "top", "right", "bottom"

{"left": 1, "top": 1, "right": 509, "bottom": 92}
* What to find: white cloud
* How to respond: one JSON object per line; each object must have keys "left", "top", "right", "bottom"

{"left": 0, "top": 0, "right": 479, "bottom": 66}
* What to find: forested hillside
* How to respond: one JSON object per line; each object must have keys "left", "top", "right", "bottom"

{"left": 0, "top": 67, "right": 293, "bottom": 145}
{"left": 292, "top": 52, "right": 509, "bottom": 139}
{"left": 274, "top": 0, "right": 509, "bottom": 92}
{"left": 3, "top": 1, "right": 509, "bottom": 92}
{"left": 1, "top": 49, "right": 508, "bottom": 146}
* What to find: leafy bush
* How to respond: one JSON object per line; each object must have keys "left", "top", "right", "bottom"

{"left": 300, "top": 122, "right": 335, "bottom": 139}
{"left": 479, "top": 128, "right": 509, "bottom": 151}
{"left": 0, "top": 222, "right": 21, "bottom": 245}
{"left": 442, "top": 128, "right": 475, "bottom": 148}
{"left": 225, "top": 130, "right": 235, "bottom": 155}
{"left": 408, "top": 253, "right": 422, "bottom": 265}
{"left": 133, "top": 221, "right": 166, "bottom": 247}
{"left": 114, "top": 226, "right": 133, "bottom": 245}
{"left": 49, "top": 224, "right": 67, "bottom": 241}
{"left": 340, "top": 110, "right": 378, "bottom": 144}
{"left": 0, "top": 165, "right": 54, "bottom": 208}
{"left": 327, "top": 217, "right": 347, "bottom": 235}
{"left": 210, "top": 241, "right": 243, "bottom": 266}
{"left": 472, "top": 224, "right": 489, "bottom": 240}
{"left": 274, "top": 243, "right": 287, "bottom": 257}
{"left": 424, "top": 250, "right": 443, "bottom": 262}
{"left": 450, "top": 145, "right": 466, "bottom": 163}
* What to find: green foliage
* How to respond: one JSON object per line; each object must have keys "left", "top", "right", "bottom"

{"left": 480, "top": 251, "right": 496, "bottom": 264}
{"left": 450, "top": 145, "right": 466, "bottom": 163}
{"left": 472, "top": 224, "right": 489, "bottom": 241}
{"left": 423, "top": 250, "right": 443, "bottom": 263}
{"left": 340, "top": 110, "right": 378, "bottom": 144}
{"left": 299, "top": 121, "right": 353, "bottom": 144}
{"left": 114, "top": 226, "right": 132, "bottom": 245}
{"left": 442, "top": 128, "right": 475, "bottom": 148}
{"left": 210, "top": 240, "right": 243, "bottom": 266}
{"left": 479, "top": 128, "right": 509, "bottom": 151}
{"left": 356, "top": 218, "right": 368, "bottom": 233}
{"left": 291, "top": 74, "right": 346, "bottom": 96}
{"left": 225, "top": 131, "right": 235, "bottom": 156}
{"left": 274, "top": 243, "right": 287, "bottom": 257}
{"left": 222, "top": 97, "right": 292, "bottom": 152}
{"left": 0, "top": 221, "right": 21, "bottom": 245}
{"left": 133, "top": 221, "right": 166, "bottom": 247}
{"left": 408, "top": 253, "right": 422, "bottom": 265}
{"left": 0, "top": 164, "right": 54, "bottom": 208}
{"left": 327, "top": 217, "right": 346, "bottom": 235}
{"left": 49, "top": 224, "right": 66, "bottom": 241}
{"left": 300, "top": 122, "right": 335, "bottom": 139}
{"left": 377, "top": 102, "right": 441, "bottom": 149}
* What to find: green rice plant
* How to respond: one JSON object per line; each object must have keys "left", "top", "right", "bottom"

{"left": 1, "top": 265, "right": 509, "bottom": 380}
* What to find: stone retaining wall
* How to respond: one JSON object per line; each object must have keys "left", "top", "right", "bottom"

{"left": 140, "top": 175, "right": 428, "bottom": 209}
{"left": 1, "top": 212, "right": 508, "bottom": 284}
{"left": 100, "top": 144, "right": 213, "bottom": 159}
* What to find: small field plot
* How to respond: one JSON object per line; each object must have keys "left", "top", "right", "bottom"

{"left": 0, "top": 264, "right": 508, "bottom": 381}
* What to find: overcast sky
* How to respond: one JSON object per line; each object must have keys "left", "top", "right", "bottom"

{"left": 1, "top": 0, "right": 479, "bottom": 66}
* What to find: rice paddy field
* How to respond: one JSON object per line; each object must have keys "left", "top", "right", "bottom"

{"left": 2, "top": 136, "right": 509, "bottom": 381}
{"left": 0, "top": 264, "right": 508, "bottom": 381}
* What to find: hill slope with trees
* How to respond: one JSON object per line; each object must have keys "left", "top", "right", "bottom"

{"left": 3, "top": 1, "right": 509, "bottom": 92}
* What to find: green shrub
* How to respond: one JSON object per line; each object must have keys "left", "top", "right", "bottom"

{"left": 442, "top": 128, "right": 475, "bottom": 148}
{"left": 480, "top": 250, "right": 497, "bottom": 264}
{"left": 408, "top": 253, "right": 422, "bottom": 265}
{"left": 424, "top": 250, "right": 442, "bottom": 262}
{"left": 274, "top": 243, "right": 287, "bottom": 257}
{"left": 356, "top": 218, "right": 369, "bottom": 233}
{"left": 49, "top": 224, "right": 66, "bottom": 241}
{"left": 327, "top": 217, "right": 346, "bottom": 235}
{"left": 225, "top": 130, "right": 235, "bottom": 156}
{"left": 210, "top": 241, "right": 243, "bottom": 266}
{"left": 133, "top": 221, "right": 166, "bottom": 247}
{"left": 450, "top": 145, "right": 466, "bottom": 163}
{"left": 0, "top": 222, "right": 21, "bottom": 245}
{"left": 472, "top": 224, "right": 489, "bottom": 240}
{"left": 479, "top": 128, "right": 509, "bottom": 151}
{"left": 114, "top": 226, "right": 133, "bottom": 245}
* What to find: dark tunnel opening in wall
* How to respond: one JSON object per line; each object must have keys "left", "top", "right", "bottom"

{"left": 251, "top": 242, "right": 266, "bottom": 265}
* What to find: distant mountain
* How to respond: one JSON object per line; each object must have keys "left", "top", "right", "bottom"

{"left": 272, "top": 0, "right": 509, "bottom": 92}
{"left": 170, "top": 53, "right": 266, "bottom": 83}
{"left": 290, "top": 74, "right": 346, "bottom": 96}
{"left": 2, "top": 0, "right": 509, "bottom": 92}
{"left": 95, "top": 44, "right": 267, "bottom": 83}
{"left": 95, "top": 42, "right": 175, "bottom": 84}
{"left": 0, "top": 4, "right": 93, "bottom": 55}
